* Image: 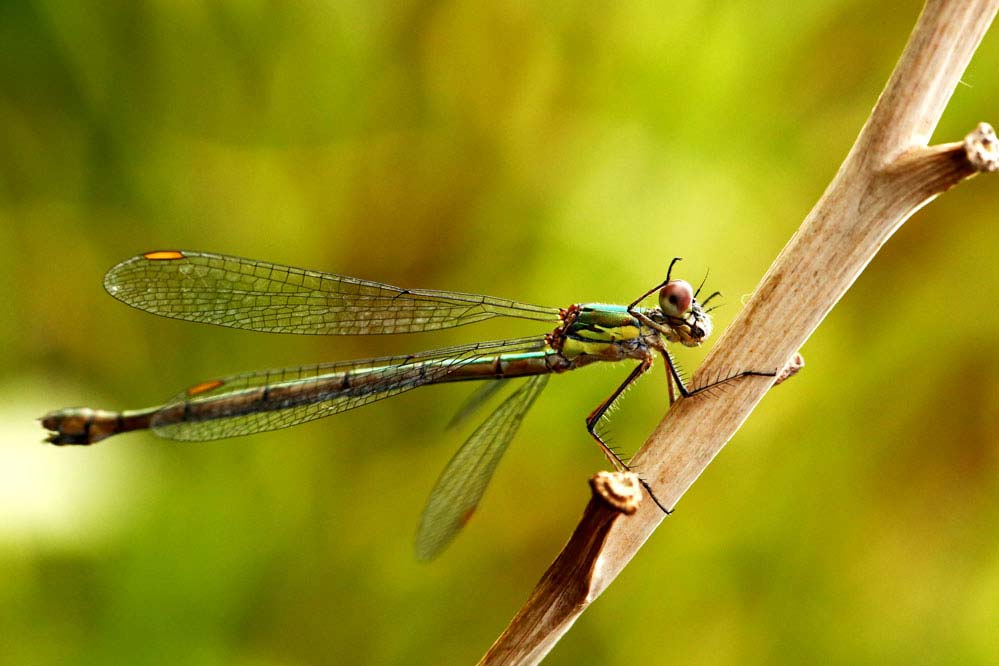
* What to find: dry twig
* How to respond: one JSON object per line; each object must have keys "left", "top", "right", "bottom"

{"left": 481, "top": 2, "right": 998, "bottom": 663}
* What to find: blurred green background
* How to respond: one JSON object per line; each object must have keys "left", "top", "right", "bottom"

{"left": 2, "top": 1, "right": 997, "bottom": 664}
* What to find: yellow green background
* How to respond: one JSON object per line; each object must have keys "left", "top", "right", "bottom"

{"left": 2, "top": 1, "right": 996, "bottom": 664}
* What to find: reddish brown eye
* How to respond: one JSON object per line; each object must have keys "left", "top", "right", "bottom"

{"left": 659, "top": 280, "right": 693, "bottom": 316}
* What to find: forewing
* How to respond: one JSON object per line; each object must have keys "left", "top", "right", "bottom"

{"left": 414, "top": 374, "right": 549, "bottom": 561}
{"left": 105, "top": 251, "right": 560, "bottom": 335}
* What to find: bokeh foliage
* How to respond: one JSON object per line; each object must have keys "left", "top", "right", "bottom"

{"left": 1, "top": 1, "right": 996, "bottom": 664}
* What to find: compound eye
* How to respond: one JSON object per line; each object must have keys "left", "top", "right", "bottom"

{"left": 659, "top": 280, "right": 694, "bottom": 317}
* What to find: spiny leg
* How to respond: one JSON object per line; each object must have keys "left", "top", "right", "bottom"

{"left": 691, "top": 370, "right": 778, "bottom": 395}
{"left": 585, "top": 359, "right": 651, "bottom": 471}
{"left": 660, "top": 346, "right": 692, "bottom": 398}
{"left": 660, "top": 346, "right": 776, "bottom": 398}
{"left": 585, "top": 358, "right": 672, "bottom": 514}
{"left": 662, "top": 354, "right": 679, "bottom": 406}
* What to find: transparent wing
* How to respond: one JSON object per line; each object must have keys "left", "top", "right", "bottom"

{"left": 445, "top": 379, "right": 506, "bottom": 430}
{"left": 149, "top": 336, "right": 549, "bottom": 441}
{"left": 414, "top": 374, "right": 549, "bottom": 561}
{"left": 104, "top": 250, "right": 561, "bottom": 335}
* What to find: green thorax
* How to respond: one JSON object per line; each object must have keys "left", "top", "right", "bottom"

{"left": 557, "top": 304, "right": 652, "bottom": 363}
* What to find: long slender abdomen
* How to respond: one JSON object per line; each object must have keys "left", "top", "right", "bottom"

{"left": 42, "top": 351, "right": 564, "bottom": 445}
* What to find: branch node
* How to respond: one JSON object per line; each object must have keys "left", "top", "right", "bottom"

{"left": 964, "top": 122, "right": 999, "bottom": 172}
{"left": 589, "top": 471, "right": 642, "bottom": 515}
{"left": 774, "top": 351, "right": 806, "bottom": 386}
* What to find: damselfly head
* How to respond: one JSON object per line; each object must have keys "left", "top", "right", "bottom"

{"left": 658, "top": 279, "right": 713, "bottom": 347}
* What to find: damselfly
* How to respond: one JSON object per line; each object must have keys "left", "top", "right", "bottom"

{"left": 42, "top": 251, "right": 774, "bottom": 559}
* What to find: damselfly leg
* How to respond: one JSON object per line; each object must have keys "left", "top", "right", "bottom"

{"left": 585, "top": 357, "right": 653, "bottom": 471}
{"left": 584, "top": 357, "right": 673, "bottom": 513}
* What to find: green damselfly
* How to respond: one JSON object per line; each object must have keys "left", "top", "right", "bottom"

{"left": 42, "top": 251, "right": 775, "bottom": 559}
